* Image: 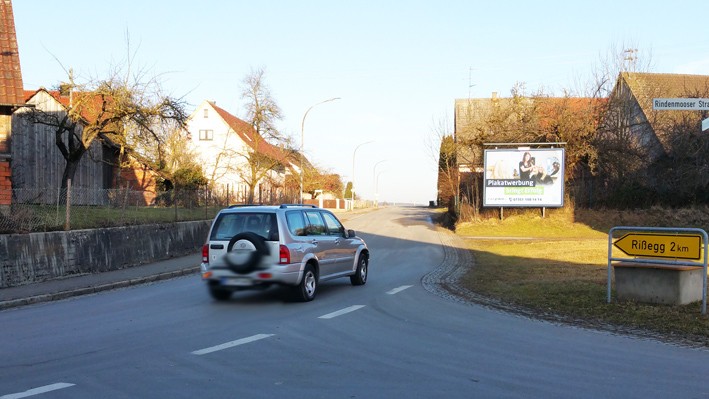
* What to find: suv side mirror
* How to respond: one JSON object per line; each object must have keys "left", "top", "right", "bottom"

{"left": 347, "top": 229, "right": 356, "bottom": 238}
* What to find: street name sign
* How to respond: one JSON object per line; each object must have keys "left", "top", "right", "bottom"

{"left": 613, "top": 232, "right": 702, "bottom": 260}
{"left": 652, "top": 98, "right": 709, "bottom": 111}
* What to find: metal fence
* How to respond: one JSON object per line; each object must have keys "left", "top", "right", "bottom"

{"left": 0, "top": 185, "right": 292, "bottom": 234}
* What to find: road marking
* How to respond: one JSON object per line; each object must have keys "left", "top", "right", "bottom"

{"left": 387, "top": 285, "right": 413, "bottom": 295}
{"left": 318, "top": 305, "right": 365, "bottom": 319}
{"left": 1, "top": 383, "right": 75, "bottom": 399}
{"left": 191, "top": 334, "right": 274, "bottom": 355}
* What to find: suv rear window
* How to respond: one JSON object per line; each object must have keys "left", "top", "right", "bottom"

{"left": 210, "top": 212, "right": 278, "bottom": 241}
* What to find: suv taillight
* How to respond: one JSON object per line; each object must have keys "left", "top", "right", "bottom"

{"left": 279, "top": 245, "right": 290, "bottom": 264}
{"left": 202, "top": 244, "right": 209, "bottom": 264}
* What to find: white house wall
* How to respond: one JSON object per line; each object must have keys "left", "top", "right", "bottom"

{"left": 187, "top": 101, "right": 249, "bottom": 194}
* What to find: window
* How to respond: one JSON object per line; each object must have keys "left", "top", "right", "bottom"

{"left": 203, "top": 108, "right": 209, "bottom": 118}
{"left": 321, "top": 212, "right": 344, "bottom": 235}
{"left": 286, "top": 211, "right": 306, "bottom": 236}
{"left": 210, "top": 212, "right": 276, "bottom": 240}
{"left": 199, "top": 129, "right": 213, "bottom": 141}
{"left": 304, "top": 211, "right": 327, "bottom": 236}
{"left": 210, "top": 213, "right": 244, "bottom": 240}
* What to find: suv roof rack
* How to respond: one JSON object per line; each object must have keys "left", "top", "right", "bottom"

{"left": 279, "top": 204, "right": 318, "bottom": 209}
{"left": 228, "top": 204, "right": 261, "bottom": 208}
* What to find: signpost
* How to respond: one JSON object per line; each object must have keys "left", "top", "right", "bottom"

{"left": 653, "top": 98, "right": 709, "bottom": 132}
{"left": 652, "top": 98, "right": 709, "bottom": 111}
{"left": 613, "top": 232, "right": 702, "bottom": 260}
{"left": 608, "top": 227, "right": 708, "bottom": 315}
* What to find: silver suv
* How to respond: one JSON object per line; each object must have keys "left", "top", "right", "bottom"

{"left": 200, "top": 204, "right": 370, "bottom": 302}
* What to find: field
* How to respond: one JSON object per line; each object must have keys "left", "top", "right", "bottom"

{"left": 452, "top": 206, "right": 709, "bottom": 347}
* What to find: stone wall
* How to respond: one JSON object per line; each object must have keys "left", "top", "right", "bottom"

{"left": 0, "top": 220, "right": 210, "bottom": 288}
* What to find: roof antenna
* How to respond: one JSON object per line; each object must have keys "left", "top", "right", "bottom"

{"left": 623, "top": 48, "right": 638, "bottom": 72}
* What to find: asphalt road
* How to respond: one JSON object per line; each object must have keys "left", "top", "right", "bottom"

{"left": 1, "top": 206, "right": 708, "bottom": 398}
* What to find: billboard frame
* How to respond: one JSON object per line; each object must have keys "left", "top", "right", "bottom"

{"left": 482, "top": 142, "right": 566, "bottom": 209}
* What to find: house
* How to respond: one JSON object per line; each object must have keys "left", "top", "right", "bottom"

{"left": 449, "top": 93, "right": 601, "bottom": 207}
{"left": 13, "top": 89, "right": 109, "bottom": 194}
{"left": 0, "top": 0, "right": 25, "bottom": 208}
{"left": 186, "top": 100, "right": 300, "bottom": 203}
{"left": 594, "top": 72, "right": 709, "bottom": 205}
{"left": 12, "top": 88, "right": 163, "bottom": 205}
{"left": 602, "top": 72, "right": 709, "bottom": 162}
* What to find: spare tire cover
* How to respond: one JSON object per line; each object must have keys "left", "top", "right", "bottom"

{"left": 225, "top": 232, "right": 269, "bottom": 274}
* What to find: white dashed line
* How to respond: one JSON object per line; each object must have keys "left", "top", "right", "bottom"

{"left": 192, "top": 334, "right": 274, "bottom": 355}
{"left": 387, "top": 285, "right": 413, "bottom": 295}
{"left": 1, "top": 383, "right": 75, "bottom": 399}
{"left": 318, "top": 305, "right": 365, "bottom": 319}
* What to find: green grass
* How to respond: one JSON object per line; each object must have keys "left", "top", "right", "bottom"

{"left": 2, "top": 203, "right": 220, "bottom": 233}
{"left": 454, "top": 208, "right": 709, "bottom": 347}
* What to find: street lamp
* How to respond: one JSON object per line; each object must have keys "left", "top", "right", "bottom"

{"left": 376, "top": 170, "right": 387, "bottom": 206}
{"left": 300, "top": 97, "right": 340, "bottom": 203}
{"left": 351, "top": 140, "right": 374, "bottom": 210}
{"left": 372, "top": 159, "right": 387, "bottom": 205}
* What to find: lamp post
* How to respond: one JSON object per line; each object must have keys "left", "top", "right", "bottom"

{"left": 300, "top": 97, "right": 340, "bottom": 203}
{"left": 372, "top": 160, "right": 387, "bottom": 207}
{"left": 351, "top": 140, "right": 374, "bottom": 210}
{"left": 376, "top": 170, "right": 387, "bottom": 206}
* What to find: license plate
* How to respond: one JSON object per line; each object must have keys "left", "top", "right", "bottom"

{"left": 222, "top": 278, "right": 252, "bottom": 287}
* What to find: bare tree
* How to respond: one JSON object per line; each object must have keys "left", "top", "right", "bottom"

{"left": 584, "top": 42, "right": 653, "bottom": 99}
{"left": 589, "top": 44, "right": 655, "bottom": 206}
{"left": 24, "top": 63, "right": 188, "bottom": 192}
{"left": 437, "top": 135, "right": 458, "bottom": 206}
{"left": 241, "top": 67, "right": 284, "bottom": 144}
{"left": 424, "top": 116, "right": 458, "bottom": 209}
{"left": 238, "top": 68, "right": 291, "bottom": 203}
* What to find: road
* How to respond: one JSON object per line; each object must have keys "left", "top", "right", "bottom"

{"left": 1, "top": 206, "right": 708, "bottom": 398}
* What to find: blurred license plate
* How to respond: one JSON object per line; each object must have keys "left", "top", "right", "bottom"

{"left": 222, "top": 278, "right": 251, "bottom": 287}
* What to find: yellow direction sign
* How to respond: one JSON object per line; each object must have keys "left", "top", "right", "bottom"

{"left": 613, "top": 233, "right": 702, "bottom": 260}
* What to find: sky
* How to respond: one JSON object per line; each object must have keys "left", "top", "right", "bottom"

{"left": 12, "top": 0, "right": 709, "bottom": 204}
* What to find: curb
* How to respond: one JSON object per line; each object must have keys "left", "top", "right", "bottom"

{"left": 0, "top": 267, "right": 200, "bottom": 311}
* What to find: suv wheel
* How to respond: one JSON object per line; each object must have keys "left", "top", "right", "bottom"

{"left": 350, "top": 254, "right": 368, "bottom": 286}
{"left": 293, "top": 264, "right": 318, "bottom": 302}
{"left": 225, "top": 232, "right": 269, "bottom": 274}
{"left": 209, "top": 286, "right": 232, "bottom": 301}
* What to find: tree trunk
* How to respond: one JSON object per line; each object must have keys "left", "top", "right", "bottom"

{"left": 61, "top": 160, "right": 80, "bottom": 190}
{"left": 246, "top": 184, "right": 256, "bottom": 204}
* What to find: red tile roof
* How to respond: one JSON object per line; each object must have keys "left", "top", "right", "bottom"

{"left": 25, "top": 88, "right": 115, "bottom": 126}
{"left": 208, "top": 101, "right": 297, "bottom": 168}
{"left": 0, "top": 0, "right": 23, "bottom": 106}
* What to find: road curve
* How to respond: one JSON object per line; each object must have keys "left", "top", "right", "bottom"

{"left": 1, "top": 206, "right": 707, "bottom": 398}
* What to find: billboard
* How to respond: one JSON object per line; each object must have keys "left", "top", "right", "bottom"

{"left": 483, "top": 148, "right": 565, "bottom": 207}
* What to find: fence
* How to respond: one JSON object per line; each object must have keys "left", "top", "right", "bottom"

{"left": 0, "top": 185, "right": 294, "bottom": 234}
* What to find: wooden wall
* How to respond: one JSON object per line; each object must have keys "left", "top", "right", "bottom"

{"left": 11, "top": 91, "right": 109, "bottom": 204}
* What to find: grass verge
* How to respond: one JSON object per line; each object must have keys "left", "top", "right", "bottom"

{"left": 454, "top": 207, "right": 709, "bottom": 347}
